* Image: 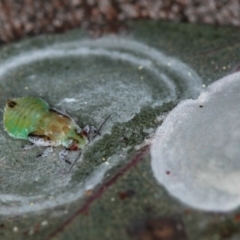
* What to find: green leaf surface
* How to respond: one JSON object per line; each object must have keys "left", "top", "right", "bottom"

{"left": 0, "top": 20, "right": 239, "bottom": 240}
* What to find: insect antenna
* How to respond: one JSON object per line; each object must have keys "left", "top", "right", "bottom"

{"left": 68, "top": 114, "right": 111, "bottom": 173}
{"left": 68, "top": 150, "right": 82, "bottom": 173}
{"left": 92, "top": 114, "right": 111, "bottom": 139}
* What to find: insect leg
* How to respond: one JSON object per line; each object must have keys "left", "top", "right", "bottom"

{"left": 59, "top": 149, "right": 71, "bottom": 164}
{"left": 83, "top": 125, "right": 99, "bottom": 141}
{"left": 68, "top": 150, "right": 82, "bottom": 173}
{"left": 22, "top": 143, "right": 37, "bottom": 150}
{"left": 37, "top": 147, "right": 53, "bottom": 158}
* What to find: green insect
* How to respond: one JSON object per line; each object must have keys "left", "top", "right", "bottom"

{"left": 3, "top": 97, "right": 110, "bottom": 171}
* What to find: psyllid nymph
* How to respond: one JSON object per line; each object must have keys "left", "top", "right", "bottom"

{"left": 3, "top": 97, "right": 110, "bottom": 171}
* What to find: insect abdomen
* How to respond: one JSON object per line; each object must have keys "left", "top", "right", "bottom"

{"left": 3, "top": 97, "right": 49, "bottom": 139}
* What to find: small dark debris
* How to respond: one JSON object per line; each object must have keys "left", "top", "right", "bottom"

{"left": 234, "top": 213, "right": 240, "bottom": 222}
{"left": 127, "top": 216, "right": 188, "bottom": 240}
{"left": 34, "top": 223, "right": 40, "bottom": 234}
{"left": 199, "top": 105, "right": 203, "bottom": 108}
{"left": 166, "top": 171, "right": 170, "bottom": 175}
{"left": 184, "top": 209, "right": 191, "bottom": 215}
{"left": 231, "top": 63, "right": 240, "bottom": 73}
{"left": 143, "top": 205, "right": 154, "bottom": 213}
{"left": 118, "top": 190, "right": 135, "bottom": 200}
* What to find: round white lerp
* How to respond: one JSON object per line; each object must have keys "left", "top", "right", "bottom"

{"left": 151, "top": 71, "right": 240, "bottom": 212}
